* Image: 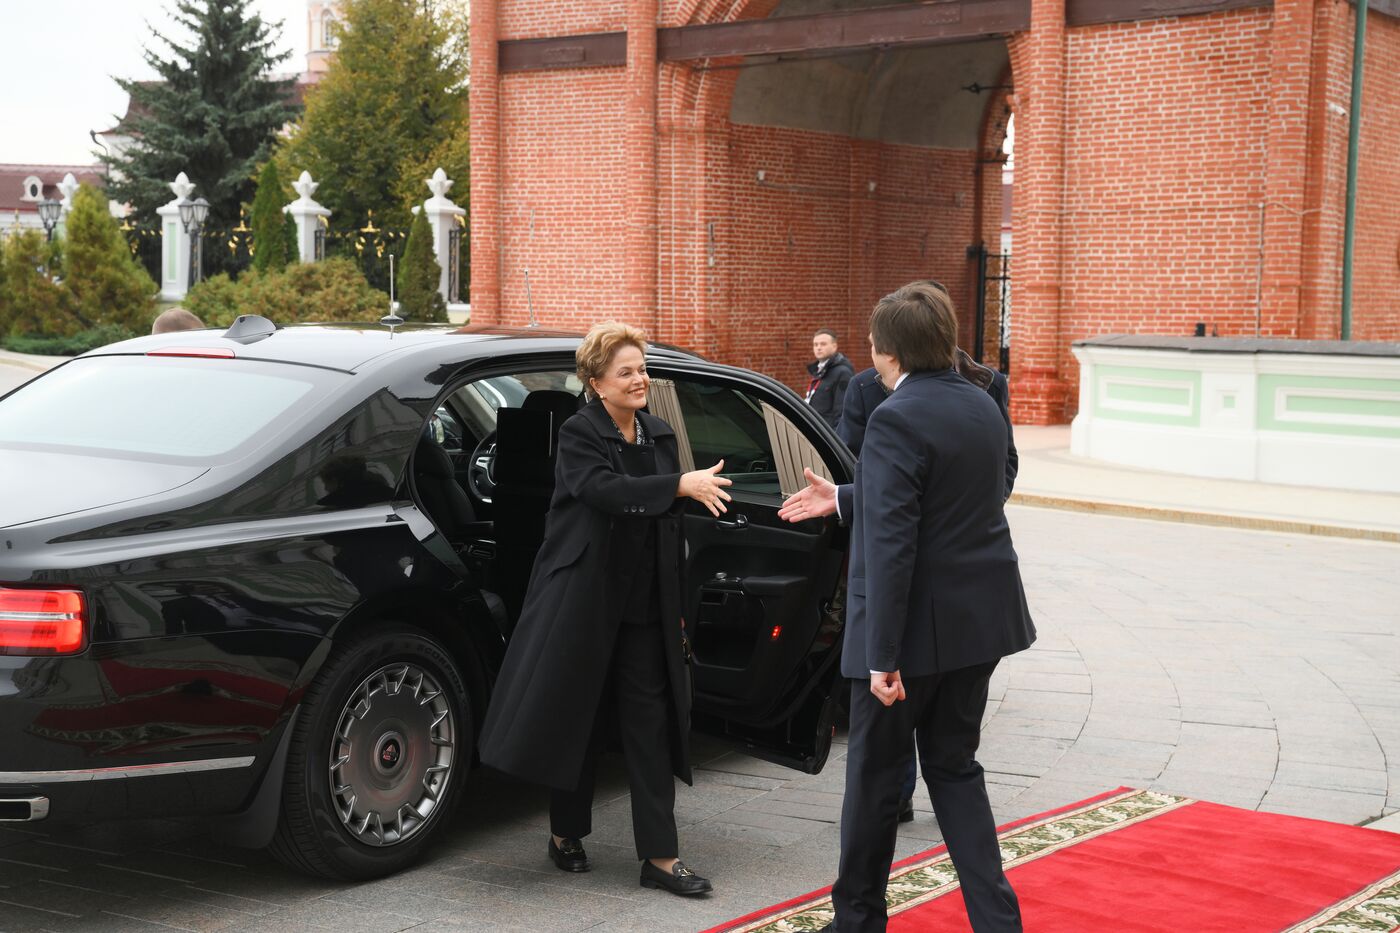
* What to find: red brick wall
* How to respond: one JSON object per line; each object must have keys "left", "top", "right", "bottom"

{"left": 1061, "top": 8, "right": 1273, "bottom": 343}
{"left": 660, "top": 123, "right": 981, "bottom": 394}
{"left": 495, "top": 68, "right": 631, "bottom": 327}
{"left": 498, "top": 1, "right": 624, "bottom": 39}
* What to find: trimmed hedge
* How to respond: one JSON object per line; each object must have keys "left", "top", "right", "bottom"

{"left": 184, "top": 257, "right": 387, "bottom": 327}
{"left": 3, "top": 324, "right": 138, "bottom": 356}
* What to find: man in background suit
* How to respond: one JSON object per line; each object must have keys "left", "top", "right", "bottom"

{"left": 837, "top": 284, "right": 1019, "bottom": 823}
{"left": 806, "top": 328, "right": 855, "bottom": 429}
{"left": 780, "top": 282, "right": 1035, "bottom": 932}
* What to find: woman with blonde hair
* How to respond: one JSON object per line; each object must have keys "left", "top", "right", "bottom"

{"left": 479, "top": 321, "right": 732, "bottom": 896}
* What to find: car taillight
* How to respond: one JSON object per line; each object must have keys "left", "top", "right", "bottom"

{"left": 0, "top": 588, "right": 86, "bottom": 656}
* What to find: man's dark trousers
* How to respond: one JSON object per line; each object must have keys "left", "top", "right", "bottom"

{"left": 833, "top": 663, "right": 1021, "bottom": 933}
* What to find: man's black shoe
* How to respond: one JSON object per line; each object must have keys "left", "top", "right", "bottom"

{"left": 640, "top": 859, "right": 713, "bottom": 896}
{"left": 898, "top": 796, "right": 915, "bottom": 823}
{"left": 548, "top": 836, "right": 590, "bottom": 872}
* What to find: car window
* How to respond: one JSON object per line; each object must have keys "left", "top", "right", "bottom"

{"left": 669, "top": 381, "right": 776, "bottom": 494}
{"left": 0, "top": 356, "right": 339, "bottom": 462}
{"left": 655, "top": 377, "right": 835, "bottom": 500}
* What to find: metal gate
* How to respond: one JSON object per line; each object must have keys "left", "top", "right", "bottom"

{"left": 447, "top": 225, "right": 462, "bottom": 304}
{"left": 970, "top": 245, "right": 1011, "bottom": 374}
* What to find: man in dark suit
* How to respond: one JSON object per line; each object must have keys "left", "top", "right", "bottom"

{"left": 806, "top": 328, "right": 855, "bottom": 429}
{"left": 841, "top": 349, "right": 1017, "bottom": 496}
{"left": 839, "top": 315, "right": 1019, "bottom": 823}
{"left": 780, "top": 282, "right": 1035, "bottom": 933}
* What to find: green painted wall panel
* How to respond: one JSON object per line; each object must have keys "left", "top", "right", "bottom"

{"left": 1257, "top": 374, "right": 1400, "bottom": 438}
{"left": 1092, "top": 365, "right": 1201, "bottom": 427}
{"left": 1104, "top": 381, "right": 1193, "bottom": 407}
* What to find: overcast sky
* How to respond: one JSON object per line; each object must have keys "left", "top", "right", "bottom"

{"left": 0, "top": 0, "right": 307, "bottom": 165}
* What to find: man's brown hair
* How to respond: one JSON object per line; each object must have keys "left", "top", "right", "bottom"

{"left": 868, "top": 281, "right": 958, "bottom": 372}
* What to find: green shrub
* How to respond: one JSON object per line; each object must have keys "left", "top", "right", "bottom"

{"left": 183, "top": 272, "right": 245, "bottom": 328}
{"left": 3, "top": 324, "right": 138, "bottom": 356}
{"left": 63, "top": 184, "right": 157, "bottom": 331}
{"left": 398, "top": 209, "right": 446, "bottom": 323}
{"left": 0, "top": 231, "right": 81, "bottom": 338}
{"left": 183, "top": 258, "right": 384, "bottom": 326}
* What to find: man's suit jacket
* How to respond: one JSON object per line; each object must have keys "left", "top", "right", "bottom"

{"left": 838, "top": 353, "right": 1019, "bottom": 500}
{"left": 835, "top": 368, "right": 1036, "bottom": 678}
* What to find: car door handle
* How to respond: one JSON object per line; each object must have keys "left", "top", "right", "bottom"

{"left": 716, "top": 514, "right": 748, "bottom": 530}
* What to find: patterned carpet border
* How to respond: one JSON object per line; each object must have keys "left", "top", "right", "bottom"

{"left": 705, "top": 787, "right": 1188, "bottom": 933}
{"left": 1282, "top": 867, "right": 1400, "bottom": 932}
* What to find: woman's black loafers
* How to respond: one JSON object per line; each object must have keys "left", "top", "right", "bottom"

{"left": 640, "top": 859, "right": 713, "bottom": 896}
{"left": 548, "top": 836, "right": 591, "bottom": 872}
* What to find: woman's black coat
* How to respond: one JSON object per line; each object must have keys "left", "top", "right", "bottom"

{"left": 478, "top": 400, "right": 693, "bottom": 792}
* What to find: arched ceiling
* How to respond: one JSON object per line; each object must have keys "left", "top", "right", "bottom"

{"left": 729, "top": 0, "right": 1010, "bottom": 150}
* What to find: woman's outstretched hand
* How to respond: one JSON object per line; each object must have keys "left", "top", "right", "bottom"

{"left": 679, "top": 460, "right": 734, "bottom": 517}
{"left": 777, "top": 468, "right": 837, "bottom": 523}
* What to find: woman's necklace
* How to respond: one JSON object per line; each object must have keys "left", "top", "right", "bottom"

{"left": 611, "top": 413, "right": 646, "bottom": 445}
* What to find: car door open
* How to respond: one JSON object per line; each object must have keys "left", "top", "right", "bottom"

{"left": 648, "top": 371, "right": 852, "bottom": 773}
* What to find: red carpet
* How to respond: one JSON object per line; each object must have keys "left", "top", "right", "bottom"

{"left": 704, "top": 788, "right": 1400, "bottom": 933}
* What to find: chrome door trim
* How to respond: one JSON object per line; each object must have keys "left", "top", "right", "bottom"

{"left": 0, "top": 755, "right": 255, "bottom": 784}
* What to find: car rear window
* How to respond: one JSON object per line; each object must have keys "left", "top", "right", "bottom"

{"left": 0, "top": 355, "right": 340, "bottom": 461}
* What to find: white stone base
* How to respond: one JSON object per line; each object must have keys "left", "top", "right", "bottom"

{"left": 1070, "top": 341, "right": 1400, "bottom": 495}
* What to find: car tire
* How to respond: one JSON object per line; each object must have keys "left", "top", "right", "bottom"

{"left": 269, "top": 625, "right": 471, "bottom": 880}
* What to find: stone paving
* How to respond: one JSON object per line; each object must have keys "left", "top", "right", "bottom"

{"left": 1, "top": 506, "right": 1398, "bottom": 932}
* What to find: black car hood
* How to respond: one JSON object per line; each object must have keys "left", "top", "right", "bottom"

{"left": 0, "top": 448, "right": 208, "bottom": 529}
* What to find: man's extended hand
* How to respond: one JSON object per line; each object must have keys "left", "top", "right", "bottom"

{"left": 870, "top": 671, "right": 905, "bottom": 707}
{"left": 777, "top": 468, "right": 838, "bottom": 523}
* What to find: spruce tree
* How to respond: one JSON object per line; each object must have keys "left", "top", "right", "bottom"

{"left": 63, "top": 184, "right": 157, "bottom": 332}
{"left": 250, "top": 161, "right": 290, "bottom": 272}
{"left": 275, "top": 0, "right": 468, "bottom": 228}
{"left": 398, "top": 209, "right": 446, "bottom": 323}
{"left": 283, "top": 213, "right": 300, "bottom": 266}
{"left": 102, "top": 0, "right": 297, "bottom": 227}
{"left": 0, "top": 232, "right": 80, "bottom": 338}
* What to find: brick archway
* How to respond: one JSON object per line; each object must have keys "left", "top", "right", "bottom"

{"left": 654, "top": 6, "right": 1017, "bottom": 386}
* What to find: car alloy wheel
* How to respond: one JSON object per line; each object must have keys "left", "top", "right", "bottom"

{"left": 328, "top": 662, "right": 454, "bottom": 847}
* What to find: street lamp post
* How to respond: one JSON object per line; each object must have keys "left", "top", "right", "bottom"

{"left": 37, "top": 199, "right": 62, "bottom": 242}
{"left": 179, "top": 197, "right": 211, "bottom": 288}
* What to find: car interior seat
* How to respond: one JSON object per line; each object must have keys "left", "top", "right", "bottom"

{"left": 413, "top": 433, "right": 477, "bottom": 539}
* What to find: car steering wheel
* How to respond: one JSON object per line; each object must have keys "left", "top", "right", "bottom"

{"left": 466, "top": 430, "right": 497, "bottom": 504}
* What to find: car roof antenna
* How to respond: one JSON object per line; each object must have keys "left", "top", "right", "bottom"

{"left": 381, "top": 253, "right": 404, "bottom": 338}
{"left": 223, "top": 314, "right": 277, "bottom": 345}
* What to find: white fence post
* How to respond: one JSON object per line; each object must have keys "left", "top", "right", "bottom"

{"left": 284, "top": 171, "right": 332, "bottom": 262}
{"left": 422, "top": 168, "right": 467, "bottom": 318}
{"left": 155, "top": 172, "right": 196, "bottom": 301}
{"left": 55, "top": 172, "right": 79, "bottom": 239}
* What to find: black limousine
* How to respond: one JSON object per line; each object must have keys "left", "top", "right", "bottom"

{"left": 0, "top": 317, "right": 854, "bottom": 879}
